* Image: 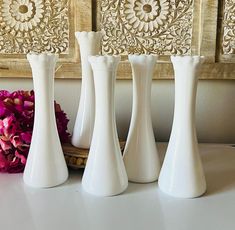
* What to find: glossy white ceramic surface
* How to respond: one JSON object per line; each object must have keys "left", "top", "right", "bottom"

{"left": 72, "top": 31, "right": 102, "bottom": 149}
{"left": 158, "top": 56, "right": 206, "bottom": 198}
{"left": 23, "top": 53, "right": 68, "bottom": 188}
{"left": 2, "top": 144, "right": 235, "bottom": 230}
{"left": 82, "top": 55, "right": 128, "bottom": 196}
{"left": 123, "top": 55, "right": 161, "bottom": 183}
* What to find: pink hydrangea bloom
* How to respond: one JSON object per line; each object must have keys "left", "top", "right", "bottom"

{"left": 0, "top": 90, "right": 70, "bottom": 173}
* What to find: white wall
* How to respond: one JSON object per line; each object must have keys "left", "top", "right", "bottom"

{"left": 1, "top": 78, "right": 235, "bottom": 143}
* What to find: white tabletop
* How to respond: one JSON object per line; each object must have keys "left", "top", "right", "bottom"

{"left": 1, "top": 143, "right": 235, "bottom": 230}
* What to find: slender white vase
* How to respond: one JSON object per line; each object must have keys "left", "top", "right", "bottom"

{"left": 123, "top": 55, "right": 161, "bottom": 183}
{"left": 23, "top": 53, "right": 68, "bottom": 188}
{"left": 82, "top": 55, "right": 128, "bottom": 196}
{"left": 71, "top": 31, "right": 102, "bottom": 149}
{"left": 158, "top": 56, "right": 206, "bottom": 198}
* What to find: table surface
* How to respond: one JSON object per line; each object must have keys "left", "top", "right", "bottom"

{"left": 1, "top": 143, "right": 235, "bottom": 230}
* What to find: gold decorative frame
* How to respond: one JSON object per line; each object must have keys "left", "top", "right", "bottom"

{"left": 0, "top": 0, "right": 235, "bottom": 79}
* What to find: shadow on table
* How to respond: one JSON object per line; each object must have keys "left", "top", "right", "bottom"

{"left": 202, "top": 145, "right": 235, "bottom": 196}
{"left": 124, "top": 181, "right": 157, "bottom": 195}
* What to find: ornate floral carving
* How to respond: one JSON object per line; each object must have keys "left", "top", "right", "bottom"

{"left": 0, "top": 0, "right": 69, "bottom": 54}
{"left": 124, "top": 0, "right": 170, "bottom": 32}
{"left": 222, "top": 0, "right": 235, "bottom": 54}
{"left": 101, "top": 0, "right": 194, "bottom": 55}
{"left": 2, "top": 0, "right": 44, "bottom": 32}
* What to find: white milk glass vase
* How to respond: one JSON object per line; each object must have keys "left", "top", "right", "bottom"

{"left": 71, "top": 31, "right": 102, "bottom": 149}
{"left": 158, "top": 56, "right": 206, "bottom": 198}
{"left": 23, "top": 53, "right": 68, "bottom": 188}
{"left": 123, "top": 55, "right": 161, "bottom": 183}
{"left": 82, "top": 55, "right": 128, "bottom": 196}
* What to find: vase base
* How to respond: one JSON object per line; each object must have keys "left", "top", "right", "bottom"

{"left": 158, "top": 185, "right": 207, "bottom": 199}
{"left": 82, "top": 182, "right": 128, "bottom": 197}
{"left": 23, "top": 174, "right": 68, "bottom": 189}
{"left": 128, "top": 177, "right": 158, "bottom": 184}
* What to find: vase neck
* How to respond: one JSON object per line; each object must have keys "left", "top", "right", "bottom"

{"left": 171, "top": 56, "right": 204, "bottom": 127}
{"left": 75, "top": 32, "right": 101, "bottom": 79}
{"left": 89, "top": 56, "right": 120, "bottom": 132}
{"left": 174, "top": 72, "right": 198, "bottom": 123}
{"left": 93, "top": 70, "right": 116, "bottom": 120}
{"left": 129, "top": 55, "right": 156, "bottom": 116}
{"left": 134, "top": 70, "right": 154, "bottom": 117}
{"left": 27, "top": 54, "right": 57, "bottom": 116}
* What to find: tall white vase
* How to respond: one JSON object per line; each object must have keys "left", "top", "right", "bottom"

{"left": 123, "top": 55, "right": 161, "bottom": 183}
{"left": 158, "top": 56, "right": 206, "bottom": 198}
{"left": 82, "top": 55, "right": 128, "bottom": 196}
{"left": 23, "top": 53, "right": 68, "bottom": 188}
{"left": 71, "top": 31, "right": 102, "bottom": 149}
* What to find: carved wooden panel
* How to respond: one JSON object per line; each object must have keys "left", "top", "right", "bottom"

{"left": 0, "top": 0, "right": 69, "bottom": 54}
{"left": 101, "top": 0, "right": 194, "bottom": 55}
{"left": 219, "top": 0, "right": 235, "bottom": 64}
{"left": 222, "top": 0, "right": 235, "bottom": 55}
{"left": 98, "top": 0, "right": 220, "bottom": 60}
{"left": 1, "top": 0, "right": 235, "bottom": 79}
{"left": 0, "top": 0, "right": 92, "bottom": 78}
{"left": 96, "top": 0, "right": 231, "bottom": 79}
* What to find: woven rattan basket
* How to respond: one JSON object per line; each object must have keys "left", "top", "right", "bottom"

{"left": 62, "top": 142, "right": 126, "bottom": 169}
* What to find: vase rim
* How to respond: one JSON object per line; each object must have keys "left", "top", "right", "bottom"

{"left": 75, "top": 31, "right": 102, "bottom": 40}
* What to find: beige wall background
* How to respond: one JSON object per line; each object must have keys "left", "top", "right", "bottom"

{"left": 0, "top": 78, "right": 234, "bottom": 143}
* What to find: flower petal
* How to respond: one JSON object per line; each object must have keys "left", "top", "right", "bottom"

{"left": 0, "top": 139, "right": 12, "bottom": 151}
{"left": 15, "top": 150, "right": 27, "bottom": 165}
{"left": 20, "top": 132, "right": 32, "bottom": 144}
{"left": 11, "top": 136, "right": 23, "bottom": 148}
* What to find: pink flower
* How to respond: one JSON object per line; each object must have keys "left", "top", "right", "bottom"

{"left": 0, "top": 150, "right": 9, "bottom": 172}
{"left": 8, "top": 156, "right": 25, "bottom": 173}
{"left": 20, "top": 132, "right": 32, "bottom": 144}
{"left": 55, "top": 102, "right": 70, "bottom": 143}
{"left": 13, "top": 98, "right": 22, "bottom": 106}
{"left": 15, "top": 150, "right": 27, "bottom": 165}
{"left": 0, "top": 90, "right": 10, "bottom": 100}
{"left": 11, "top": 136, "right": 23, "bottom": 148}
{"left": 0, "top": 139, "right": 12, "bottom": 151}
{"left": 0, "top": 116, "right": 17, "bottom": 139}
{"left": 0, "top": 90, "right": 70, "bottom": 173}
{"left": 0, "top": 101, "right": 11, "bottom": 117}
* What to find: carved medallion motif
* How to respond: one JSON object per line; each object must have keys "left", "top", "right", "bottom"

{"left": 222, "top": 0, "right": 235, "bottom": 54}
{"left": 0, "top": 0, "right": 69, "bottom": 54}
{"left": 101, "top": 0, "right": 194, "bottom": 55}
